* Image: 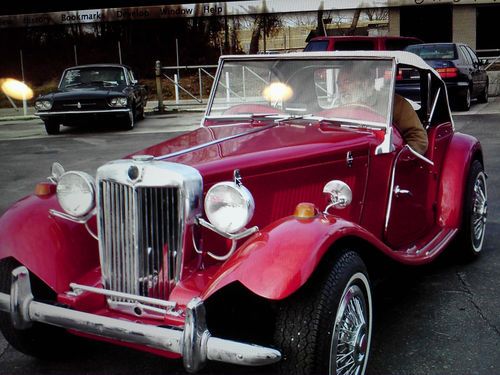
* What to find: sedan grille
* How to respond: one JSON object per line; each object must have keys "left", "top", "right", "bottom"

{"left": 53, "top": 98, "right": 108, "bottom": 111}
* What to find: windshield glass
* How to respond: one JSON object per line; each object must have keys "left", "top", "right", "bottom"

{"left": 60, "top": 67, "right": 126, "bottom": 88}
{"left": 207, "top": 58, "right": 394, "bottom": 127}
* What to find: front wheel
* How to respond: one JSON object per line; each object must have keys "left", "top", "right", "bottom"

{"left": 0, "top": 259, "right": 76, "bottom": 358}
{"left": 458, "top": 160, "right": 487, "bottom": 260}
{"left": 478, "top": 82, "right": 489, "bottom": 104}
{"left": 274, "top": 250, "right": 372, "bottom": 375}
{"left": 44, "top": 120, "right": 60, "bottom": 135}
{"left": 122, "top": 110, "right": 135, "bottom": 130}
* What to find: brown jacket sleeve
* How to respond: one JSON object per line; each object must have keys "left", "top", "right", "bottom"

{"left": 392, "top": 94, "right": 428, "bottom": 155}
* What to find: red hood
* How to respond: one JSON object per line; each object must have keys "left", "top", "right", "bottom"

{"left": 127, "top": 121, "right": 380, "bottom": 184}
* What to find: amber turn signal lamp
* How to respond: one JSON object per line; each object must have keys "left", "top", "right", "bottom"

{"left": 35, "top": 182, "right": 56, "bottom": 196}
{"left": 294, "top": 202, "right": 317, "bottom": 219}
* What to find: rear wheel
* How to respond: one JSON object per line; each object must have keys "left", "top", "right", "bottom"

{"left": 478, "top": 82, "right": 489, "bottom": 103}
{"left": 274, "top": 250, "right": 372, "bottom": 375}
{"left": 44, "top": 120, "right": 60, "bottom": 135}
{"left": 0, "top": 259, "right": 75, "bottom": 358}
{"left": 458, "top": 160, "right": 487, "bottom": 260}
{"left": 460, "top": 86, "right": 471, "bottom": 111}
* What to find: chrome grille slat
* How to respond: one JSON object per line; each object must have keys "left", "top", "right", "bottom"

{"left": 98, "top": 180, "right": 181, "bottom": 304}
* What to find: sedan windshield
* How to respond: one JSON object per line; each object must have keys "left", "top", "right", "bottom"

{"left": 207, "top": 58, "right": 394, "bottom": 127}
{"left": 60, "top": 67, "right": 126, "bottom": 88}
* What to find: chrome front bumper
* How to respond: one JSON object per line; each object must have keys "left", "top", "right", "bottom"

{"left": 0, "top": 267, "right": 281, "bottom": 373}
{"left": 35, "top": 109, "right": 131, "bottom": 116}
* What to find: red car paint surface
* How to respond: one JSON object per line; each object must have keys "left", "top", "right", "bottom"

{"left": 0, "top": 53, "right": 485, "bottom": 369}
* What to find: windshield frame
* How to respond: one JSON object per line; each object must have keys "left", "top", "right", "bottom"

{"left": 203, "top": 55, "right": 397, "bottom": 131}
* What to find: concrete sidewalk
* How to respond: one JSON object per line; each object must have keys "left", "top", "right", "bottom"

{"left": 0, "top": 99, "right": 205, "bottom": 122}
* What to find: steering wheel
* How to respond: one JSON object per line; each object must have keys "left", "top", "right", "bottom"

{"left": 316, "top": 104, "right": 385, "bottom": 123}
{"left": 222, "top": 104, "right": 284, "bottom": 115}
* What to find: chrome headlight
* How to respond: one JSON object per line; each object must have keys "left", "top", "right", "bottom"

{"left": 35, "top": 100, "right": 52, "bottom": 110}
{"left": 110, "top": 97, "right": 128, "bottom": 107}
{"left": 56, "top": 171, "right": 96, "bottom": 217}
{"left": 204, "top": 182, "right": 255, "bottom": 234}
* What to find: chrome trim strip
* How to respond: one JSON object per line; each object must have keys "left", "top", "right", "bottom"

{"left": 197, "top": 218, "right": 258, "bottom": 241}
{"left": 416, "top": 228, "right": 458, "bottom": 256}
{"left": 384, "top": 146, "right": 405, "bottom": 233}
{"left": 70, "top": 283, "right": 177, "bottom": 308}
{"left": 406, "top": 145, "right": 434, "bottom": 166}
{"left": 49, "top": 209, "right": 94, "bottom": 224}
{"left": 154, "top": 123, "right": 278, "bottom": 161}
{"left": 36, "top": 109, "right": 130, "bottom": 116}
{"left": 428, "top": 87, "right": 441, "bottom": 127}
{"left": 0, "top": 267, "right": 281, "bottom": 372}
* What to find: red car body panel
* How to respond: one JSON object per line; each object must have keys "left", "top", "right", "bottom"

{"left": 437, "top": 131, "right": 483, "bottom": 228}
{"left": 0, "top": 194, "right": 99, "bottom": 293}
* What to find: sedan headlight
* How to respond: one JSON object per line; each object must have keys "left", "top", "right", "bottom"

{"left": 204, "top": 182, "right": 255, "bottom": 234}
{"left": 56, "top": 171, "right": 96, "bottom": 217}
{"left": 35, "top": 100, "right": 52, "bottom": 110}
{"left": 109, "top": 97, "right": 128, "bottom": 107}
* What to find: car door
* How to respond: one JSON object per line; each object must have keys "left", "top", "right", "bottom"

{"left": 127, "top": 68, "right": 145, "bottom": 109}
{"left": 384, "top": 145, "right": 437, "bottom": 249}
{"left": 460, "top": 45, "right": 483, "bottom": 96}
{"left": 465, "top": 46, "right": 488, "bottom": 94}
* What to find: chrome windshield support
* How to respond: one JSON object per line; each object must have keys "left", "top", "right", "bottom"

{"left": 0, "top": 267, "right": 281, "bottom": 373}
{"left": 375, "top": 126, "right": 395, "bottom": 155}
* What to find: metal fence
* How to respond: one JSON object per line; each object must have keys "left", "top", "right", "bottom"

{"left": 154, "top": 61, "right": 218, "bottom": 112}
{"left": 476, "top": 49, "right": 500, "bottom": 70}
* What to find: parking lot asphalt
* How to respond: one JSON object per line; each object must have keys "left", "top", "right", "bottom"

{"left": 0, "top": 97, "right": 499, "bottom": 374}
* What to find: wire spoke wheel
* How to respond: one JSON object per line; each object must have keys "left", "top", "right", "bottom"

{"left": 330, "top": 273, "right": 371, "bottom": 375}
{"left": 274, "top": 251, "right": 372, "bottom": 375}
{"left": 471, "top": 171, "right": 487, "bottom": 251}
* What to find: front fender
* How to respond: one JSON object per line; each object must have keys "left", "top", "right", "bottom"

{"left": 202, "top": 214, "right": 392, "bottom": 301}
{"left": 437, "top": 132, "right": 483, "bottom": 228}
{"left": 0, "top": 194, "right": 99, "bottom": 293}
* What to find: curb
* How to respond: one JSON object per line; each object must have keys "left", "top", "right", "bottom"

{"left": 0, "top": 115, "right": 38, "bottom": 122}
{"left": 0, "top": 106, "right": 205, "bottom": 122}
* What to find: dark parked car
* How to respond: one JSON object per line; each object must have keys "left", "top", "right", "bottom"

{"left": 35, "top": 64, "right": 147, "bottom": 134}
{"left": 304, "top": 36, "right": 423, "bottom": 52}
{"left": 404, "top": 43, "right": 489, "bottom": 111}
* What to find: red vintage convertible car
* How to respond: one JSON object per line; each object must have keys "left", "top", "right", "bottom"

{"left": 0, "top": 52, "right": 487, "bottom": 375}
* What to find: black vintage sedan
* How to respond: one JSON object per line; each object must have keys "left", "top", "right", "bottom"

{"left": 404, "top": 43, "right": 489, "bottom": 111}
{"left": 35, "top": 64, "right": 147, "bottom": 134}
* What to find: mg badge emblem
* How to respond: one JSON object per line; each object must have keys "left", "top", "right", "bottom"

{"left": 77, "top": 102, "right": 81, "bottom": 109}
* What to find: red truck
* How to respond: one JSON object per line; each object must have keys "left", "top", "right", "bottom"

{"left": 305, "top": 35, "right": 423, "bottom": 52}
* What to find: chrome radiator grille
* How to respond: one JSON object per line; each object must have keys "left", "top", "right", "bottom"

{"left": 99, "top": 180, "right": 182, "bottom": 301}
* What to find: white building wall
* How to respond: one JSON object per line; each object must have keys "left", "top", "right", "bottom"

{"left": 452, "top": 5, "right": 477, "bottom": 48}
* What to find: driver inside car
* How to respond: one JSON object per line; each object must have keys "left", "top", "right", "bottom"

{"left": 336, "top": 63, "right": 428, "bottom": 155}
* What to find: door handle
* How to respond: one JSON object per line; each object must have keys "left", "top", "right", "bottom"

{"left": 394, "top": 185, "right": 413, "bottom": 197}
